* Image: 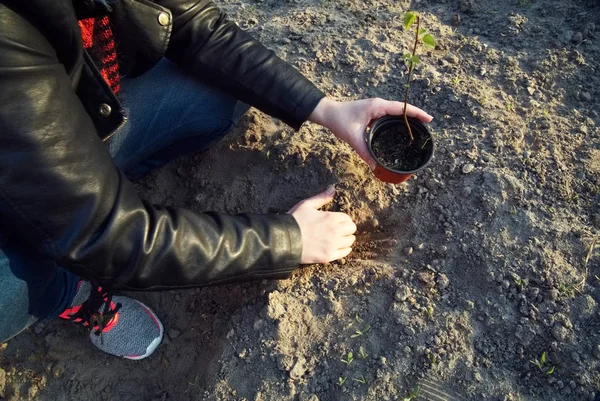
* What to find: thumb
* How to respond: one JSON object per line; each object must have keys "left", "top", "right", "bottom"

{"left": 350, "top": 138, "right": 377, "bottom": 170}
{"left": 301, "top": 185, "right": 336, "bottom": 210}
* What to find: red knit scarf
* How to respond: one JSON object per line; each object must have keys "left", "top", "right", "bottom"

{"left": 78, "top": 16, "right": 120, "bottom": 94}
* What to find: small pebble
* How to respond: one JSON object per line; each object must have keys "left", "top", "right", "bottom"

{"left": 403, "top": 326, "right": 416, "bottom": 336}
{"left": 404, "top": 247, "right": 414, "bottom": 256}
{"left": 581, "top": 92, "right": 592, "bottom": 102}
{"left": 437, "top": 274, "right": 450, "bottom": 290}
{"left": 253, "top": 319, "right": 265, "bottom": 331}
{"left": 462, "top": 164, "right": 475, "bottom": 174}
{"left": 452, "top": 14, "right": 461, "bottom": 26}
{"left": 53, "top": 365, "right": 64, "bottom": 379}
{"left": 572, "top": 31, "right": 583, "bottom": 43}
{"left": 447, "top": 54, "right": 460, "bottom": 64}
{"left": 168, "top": 328, "right": 181, "bottom": 339}
{"left": 34, "top": 324, "right": 45, "bottom": 335}
{"left": 551, "top": 324, "right": 569, "bottom": 342}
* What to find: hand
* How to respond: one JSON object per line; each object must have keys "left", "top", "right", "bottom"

{"left": 308, "top": 97, "right": 434, "bottom": 169}
{"left": 288, "top": 186, "right": 357, "bottom": 264}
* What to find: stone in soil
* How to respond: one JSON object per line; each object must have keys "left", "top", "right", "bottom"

{"left": 437, "top": 274, "right": 450, "bottom": 290}
{"left": 395, "top": 285, "right": 411, "bottom": 302}
{"left": 592, "top": 344, "right": 600, "bottom": 360}
{"left": 0, "top": 367, "right": 5, "bottom": 397}
{"left": 551, "top": 324, "right": 569, "bottom": 342}
{"left": 168, "top": 328, "right": 181, "bottom": 339}
{"left": 462, "top": 163, "right": 475, "bottom": 174}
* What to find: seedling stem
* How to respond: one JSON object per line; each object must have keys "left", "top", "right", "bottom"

{"left": 403, "top": 15, "right": 421, "bottom": 142}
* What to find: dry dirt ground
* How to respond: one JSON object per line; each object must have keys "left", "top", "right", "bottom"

{"left": 2, "top": 0, "right": 600, "bottom": 400}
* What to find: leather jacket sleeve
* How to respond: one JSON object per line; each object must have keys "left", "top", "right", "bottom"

{"left": 155, "top": 0, "right": 325, "bottom": 130}
{"left": 0, "top": 4, "right": 303, "bottom": 290}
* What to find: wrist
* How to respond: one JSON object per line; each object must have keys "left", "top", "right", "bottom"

{"left": 308, "top": 97, "right": 337, "bottom": 130}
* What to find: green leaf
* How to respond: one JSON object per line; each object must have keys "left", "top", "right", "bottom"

{"left": 403, "top": 53, "right": 412, "bottom": 59}
{"left": 547, "top": 366, "right": 555, "bottom": 375}
{"left": 403, "top": 12, "right": 416, "bottom": 30}
{"left": 348, "top": 352, "right": 353, "bottom": 360}
{"left": 418, "top": 28, "right": 427, "bottom": 35}
{"left": 541, "top": 352, "right": 546, "bottom": 364}
{"left": 409, "top": 55, "right": 421, "bottom": 64}
{"left": 423, "top": 33, "right": 436, "bottom": 48}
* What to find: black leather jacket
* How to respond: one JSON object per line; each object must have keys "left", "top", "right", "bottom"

{"left": 0, "top": 0, "right": 324, "bottom": 290}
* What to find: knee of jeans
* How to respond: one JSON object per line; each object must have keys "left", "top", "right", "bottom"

{"left": 209, "top": 102, "right": 250, "bottom": 142}
{"left": 232, "top": 102, "right": 251, "bottom": 123}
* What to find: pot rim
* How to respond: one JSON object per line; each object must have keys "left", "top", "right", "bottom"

{"left": 366, "top": 115, "right": 435, "bottom": 175}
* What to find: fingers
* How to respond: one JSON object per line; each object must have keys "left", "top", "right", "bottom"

{"left": 330, "top": 247, "right": 353, "bottom": 261}
{"left": 339, "top": 220, "right": 357, "bottom": 234}
{"left": 373, "top": 98, "right": 433, "bottom": 123}
{"left": 338, "top": 235, "right": 356, "bottom": 249}
{"left": 287, "top": 185, "right": 336, "bottom": 213}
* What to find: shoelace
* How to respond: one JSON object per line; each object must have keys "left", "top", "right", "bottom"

{"left": 66, "top": 285, "right": 122, "bottom": 338}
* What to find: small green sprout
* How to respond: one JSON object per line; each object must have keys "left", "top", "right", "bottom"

{"left": 358, "top": 346, "right": 369, "bottom": 360}
{"left": 424, "top": 305, "right": 434, "bottom": 319}
{"left": 427, "top": 353, "right": 439, "bottom": 366}
{"left": 350, "top": 325, "right": 372, "bottom": 338}
{"left": 513, "top": 277, "right": 524, "bottom": 288}
{"left": 341, "top": 351, "right": 354, "bottom": 366}
{"left": 530, "top": 352, "right": 555, "bottom": 375}
{"left": 337, "top": 376, "right": 347, "bottom": 386}
{"left": 402, "top": 385, "right": 420, "bottom": 401}
{"left": 353, "top": 375, "right": 367, "bottom": 384}
{"left": 346, "top": 314, "right": 363, "bottom": 329}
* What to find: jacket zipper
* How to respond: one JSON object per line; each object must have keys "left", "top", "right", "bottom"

{"left": 102, "top": 114, "right": 128, "bottom": 142}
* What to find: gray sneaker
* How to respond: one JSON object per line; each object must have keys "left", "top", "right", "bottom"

{"left": 59, "top": 281, "right": 164, "bottom": 360}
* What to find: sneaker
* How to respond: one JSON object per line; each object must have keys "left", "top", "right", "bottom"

{"left": 59, "top": 281, "right": 164, "bottom": 360}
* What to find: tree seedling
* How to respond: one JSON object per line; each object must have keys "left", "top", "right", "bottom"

{"left": 402, "top": 11, "right": 436, "bottom": 141}
{"left": 358, "top": 346, "right": 369, "bottom": 360}
{"left": 337, "top": 376, "right": 347, "bottom": 386}
{"left": 530, "top": 351, "right": 555, "bottom": 375}
{"left": 353, "top": 375, "right": 367, "bottom": 384}
{"left": 341, "top": 351, "right": 354, "bottom": 366}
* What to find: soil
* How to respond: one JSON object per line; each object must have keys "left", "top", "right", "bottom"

{"left": 1, "top": 0, "right": 600, "bottom": 400}
{"left": 371, "top": 120, "right": 433, "bottom": 171}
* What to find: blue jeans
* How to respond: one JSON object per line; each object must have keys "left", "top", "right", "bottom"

{"left": 0, "top": 59, "right": 248, "bottom": 342}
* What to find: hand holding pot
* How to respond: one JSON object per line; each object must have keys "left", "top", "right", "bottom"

{"left": 288, "top": 186, "right": 357, "bottom": 264}
{"left": 308, "top": 97, "right": 433, "bottom": 170}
